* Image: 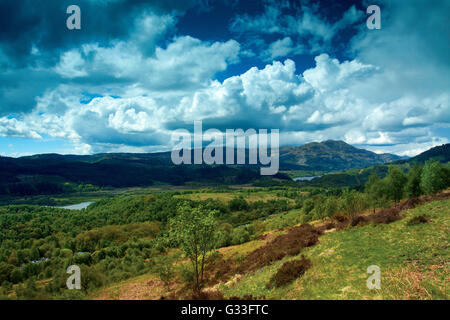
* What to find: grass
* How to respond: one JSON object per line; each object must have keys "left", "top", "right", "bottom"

{"left": 220, "top": 199, "right": 449, "bottom": 300}
{"left": 174, "top": 190, "right": 293, "bottom": 203}
{"left": 92, "top": 273, "right": 170, "bottom": 300}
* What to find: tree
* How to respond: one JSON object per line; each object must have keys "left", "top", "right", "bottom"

{"left": 228, "top": 197, "right": 249, "bottom": 211}
{"left": 405, "top": 163, "right": 423, "bottom": 198}
{"left": 302, "top": 198, "right": 315, "bottom": 216}
{"left": 169, "top": 205, "right": 218, "bottom": 293}
{"left": 7, "top": 251, "right": 18, "bottom": 266}
{"left": 324, "top": 196, "right": 339, "bottom": 218}
{"left": 365, "top": 172, "right": 382, "bottom": 213}
{"left": 340, "top": 189, "right": 367, "bottom": 217}
{"left": 312, "top": 194, "right": 327, "bottom": 219}
{"left": 421, "top": 160, "right": 446, "bottom": 195}
{"left": 0, "top": 262, "right": 13, "bottom": 284}
{"left": 10, "top": 268, "right": 22, "bottom": 284}
{"left": 216, "top": 222, "right": 233, "bottom": 247}
{"left": 386, "top": 166, "right": 407, "bottom": 206}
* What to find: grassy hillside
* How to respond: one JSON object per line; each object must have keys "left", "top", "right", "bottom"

{"left": 219, "top": 199, "right": 449, "bottom": 300}
{"left": 92, "top": 194, "right": 449, "bottom": 300}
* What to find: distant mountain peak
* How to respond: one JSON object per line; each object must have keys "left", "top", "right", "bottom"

{"left": 279, "top": 140, "right": 402, "bottom": 171}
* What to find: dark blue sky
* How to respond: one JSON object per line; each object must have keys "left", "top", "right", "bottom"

{"left": 0, "top": 0, "right": 448, "bottom": 157}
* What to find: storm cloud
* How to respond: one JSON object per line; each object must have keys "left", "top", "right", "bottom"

{"left": 0, "top": 0, "right": 448, "bottom": 157}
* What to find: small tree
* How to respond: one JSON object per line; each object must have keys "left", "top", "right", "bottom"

{"left": 169, "top": 205, "right": 218, "bottom": 293}
{"left": 386, "top": 166, "right": 407, "bottom": 207}
{"left": 228, "top": 197, "right": 249, "bottom": 211}
{"left": 365, "top": 172, "right": 381, "bottom": 213}
{"left": 312, "top": 194, "right": 327, "bottom": 219}
{"left": 339, "top": 189, "right": 368, "bottom": 217}
{"left": 324, "top": 196, "right": 339, "bottom": 218}
{"left": 421, "top": 160, "right": 446, "bottom": 195}
{"left": 405, "top": 163, "right": 423, "bottom": 198}
{"left": 302, "top": 198, "right": 315, "bottom": 216}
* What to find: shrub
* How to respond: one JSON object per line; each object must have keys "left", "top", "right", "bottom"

{"left": 228, "top": 197, "right": 249, "bottom": 212}
{"left": 370, "top": 208, "right": 401, "bottom": 224}
{"left": 231, "top": 229, "right": 250, "bottom": 245}
{"left": 153, "top": 253, "right": 177, "bottom": 288}
{"left": 80, "top": 265, "right": 106, "bottom": 293}
{"left": 350, "top": 215, "right": 368, "bottom": 227}
{"left": 406, "top": 215, "right": 429, "bottom": 226}
{"left": 241, "top": 224, "right": 320, "bottom": 272}
{"left": 178, "top": 263, "right": 195, "bottom": 285}
{"left": 267, "top": 256, "right": 311, "bottom": 288}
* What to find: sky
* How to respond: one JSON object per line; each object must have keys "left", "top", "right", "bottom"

{"left": 0, "top": 0, "right": 449, "bottom": 157}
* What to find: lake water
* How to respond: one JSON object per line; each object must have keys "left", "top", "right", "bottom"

{"left": 54, "top": 201, "right": 93, "bottom": 210}
{"left": 293, "top": 175, "right": 322, "bottom": 182}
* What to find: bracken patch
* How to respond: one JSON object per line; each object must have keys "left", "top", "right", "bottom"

{"left": 205, "top": 224, "right": 321, "bottom": 287}
{"left": 406, "top": 215, "right": 429, "bottom": 226}
{"left": 239, "top": 224, "right": 320, "bottom": 273}
{"left": 370, "top": 208, "right": 402, "bottom": 224}
{"left": 266, "top": 256, "right": 312, "bottom": 288}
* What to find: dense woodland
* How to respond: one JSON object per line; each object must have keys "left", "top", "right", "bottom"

{"left": 0, "top": 159, "right": 448, "bottom": 299}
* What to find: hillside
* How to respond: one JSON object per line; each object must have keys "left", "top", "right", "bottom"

{"left": 218, "top": 197, "right": 449, "bottom": 300}
{"left": 396, "top": 143, "right": 450, "bottom": 165}
{"left": 280, "top": 140, "right": 402, "bottom": 171}
{"left": 93, "top": 194, "right": 450, "bottom": 300}
{"left": 300, "top": 143, "right": 450, "bottom": 188}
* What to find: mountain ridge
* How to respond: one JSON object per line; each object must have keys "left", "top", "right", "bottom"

{"left": 279, "top": 140, "right": 403, "bottom": 171}
{"left": 0, "top": 139, "right": 404, "bottom": 173}
{"left": 2, "top": 140, "right": 445, "bottom": 196}
{"left": 396, "top": 143, "right": 450, "bottom": 165}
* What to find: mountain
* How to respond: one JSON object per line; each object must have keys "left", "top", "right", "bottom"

{"left": 279, "top": 140, "right": 403, "bottom": 171}
{"left": 396, "top": 143, "right": 450, "bottom": 165}
{"left": 0, "top": 140, "right": 405, "bottom": 195}
{"left": 0, "top": 153, "right": 267, "bottom": 193}
{"left": 300, "top": 143, "right": 450, "bottom": 188}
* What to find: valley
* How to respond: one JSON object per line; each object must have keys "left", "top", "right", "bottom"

{"left": 0, "top": 141, "right": 448, "bottom": 300}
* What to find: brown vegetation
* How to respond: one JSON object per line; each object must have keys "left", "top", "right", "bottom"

{"left": 333, "top": 191, "right": 450, "bottom": 230}
{"left": 266, "top": 256, "right": 312, "bottom": 288}
{"left": 406, "top": 215, "right": 430, "bottom": 226}
{"left": 204, "top": 223, "right": 321, "bottom": 288}
{"left": 240, "top": 224, "right": 320, "bottom": 272}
